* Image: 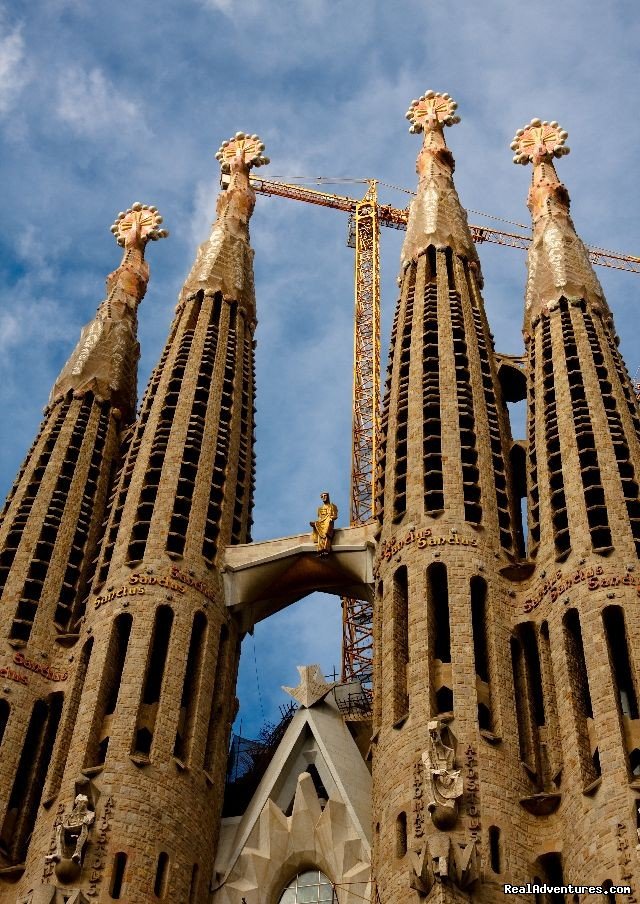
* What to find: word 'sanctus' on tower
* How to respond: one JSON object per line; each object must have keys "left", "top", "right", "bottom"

{"left": 10, "top": 133, "right": 268, "bottom": 903}
{"left": 372, "top": 91, "right": 523, "bottom": 903}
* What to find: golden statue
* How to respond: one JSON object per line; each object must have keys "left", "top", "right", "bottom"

{"left": 310, "top": 492, "right": 338, "bottom": 556}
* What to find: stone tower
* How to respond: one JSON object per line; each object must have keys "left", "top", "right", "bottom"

{"left": 8, "top": 133, "right": 268, "bottom": 903}
{"left": 0, "top": 202, "right": 165, "bottom": 885}
{"left": 372, "top": 91, "right": 525, "bottom": 902}
{"left": 509, "top": 120, "right": 640, "bottom": 893}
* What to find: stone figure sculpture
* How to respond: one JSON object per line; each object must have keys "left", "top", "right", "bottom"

{"left": 421, "top": 720, "right": 463, "bottom": 829}
{"left": 46, "top": 794, "right": 95, "bottom": 866}
{"left": 310, "top": 492, "right": 338, "bottom": 555}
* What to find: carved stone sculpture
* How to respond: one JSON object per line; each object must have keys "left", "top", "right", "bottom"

{"left": 45, "top": 794, "right": 95, "bottom": 882}
{"left": 310, "top": 492, "right": 338, "bottom": 555}
{"left": 421, "top": 720, "right": 463, "bottom": 829}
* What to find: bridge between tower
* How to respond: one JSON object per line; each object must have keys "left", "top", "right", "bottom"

{"left": 221, "top": 525, "right": 376, "bottom": 632}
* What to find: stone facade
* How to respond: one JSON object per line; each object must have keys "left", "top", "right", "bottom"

{"left": 1, "top": 101, "right": 640, "bottom": 904}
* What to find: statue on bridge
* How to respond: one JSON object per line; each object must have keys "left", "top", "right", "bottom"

{"left": 310, "top": 492, "right": 338, "bottom": 556}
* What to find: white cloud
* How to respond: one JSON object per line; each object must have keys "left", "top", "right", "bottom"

{"left": 0, "top": 18, "right": 27, "bottom": 115}
{"left": 56, "top": 66, "right": 144, "bottom": 138}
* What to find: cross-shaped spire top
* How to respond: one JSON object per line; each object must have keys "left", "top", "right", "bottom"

{"left": 405, "top": 90, "right": 460, "bottom": 134}
{"left": 511, "top": 118, "right": 570, "bottom": 166}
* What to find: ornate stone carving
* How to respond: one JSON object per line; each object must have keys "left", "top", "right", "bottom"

{"left": 421, "top": 720, "right": 463, "bottom": 829}
{"left": 409, "top": 837, "right": 479, "bottom": 897}
{"left": 45, "top": 794, "right": 95, "bottom": 883}
{"left": 310, "top": 492, "right": 338, "bottom": 555}
{"left": 282, "top": 664, "right": 338, "bottom": 708}
{"left": 401, "top": 90, "right": 482, "bottom": 280}
{"left": 50, "top": 202, "right": 167, "bottom": 419}
{"left": 511, "top": 118, "right": 608, "bottom": 329}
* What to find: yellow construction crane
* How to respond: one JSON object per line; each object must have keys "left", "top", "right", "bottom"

{"left": 250, "top": 174, "right": 640, "bottom": 687}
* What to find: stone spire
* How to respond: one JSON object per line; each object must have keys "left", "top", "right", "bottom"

{"left": 511, "top": 119, "right": 607, "bottom": 333}
{"left": 50, "top": 203, "right": 167, "bottom": 421}
{"left": 401, "top": 90, "right": 481, "bottom": 279}
{"left": 180, "top": 132, "right": 269, "bottom": 313}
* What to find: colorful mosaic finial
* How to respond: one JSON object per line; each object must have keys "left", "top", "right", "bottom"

{"left": 511, "top": 119, "right": 570, "bottom": 165}
{"left": 405, "top": 90, "right": 460, "bottom": 134}
{"left": 215, "top": 132, "right": 269, "bottom": 172}
{"left": 110, "top": 202, "right": 168, "bottom": 248}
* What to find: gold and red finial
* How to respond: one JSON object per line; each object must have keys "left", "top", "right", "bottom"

{"left": 405, "top": 90, "right": 460, "bottom": 134}
{"left": 110, "top": 202, "right": 168, "bottom": 248}
{"left": 511, "top": 119, "right": 570, "bottom": 165}
{"left": 215, "top": 132, "right": 270, "bottom": 172}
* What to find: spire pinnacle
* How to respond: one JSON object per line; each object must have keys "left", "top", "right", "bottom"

{"left": 180, "top": 132, "right": 269, "bottom": 310}
{"left": 51, "top": 203, "right": 167, "bottom": 415}
{"left": 110, "top": 202, "right": 168, "bottom": 249}
{"left": 512, "top": 119, "right": 606, "bottom": 329}
{"left": 401, "top": 91, "right": 480, "bottom": 276}
{"left": 215, "top": 132, "right": 269, "bottom": 173}
{"left": 405, "top": 90, "right": 460, "bottom": 134}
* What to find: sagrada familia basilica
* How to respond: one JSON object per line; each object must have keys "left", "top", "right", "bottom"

{"left": 0, "top": 91, "right": 639, "bottom": 904}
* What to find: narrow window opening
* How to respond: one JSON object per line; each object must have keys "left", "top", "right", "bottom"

{"left": 603, "top": 606, "right": 639, "bottom": 719}
{"left": 395, "top": 812, "right": 407, "bottom": 858}
{"left": 154, "top": 851, "right": 170, "bottom": 899}
{"left": 489, "top": 826, "right": 501, "bottom": 873}
{"left": 428, "top": 563, "right": 451, "bottom": 663}
{"left": 471, "top": 576, "right": 493, "bottom": 731}
{"left": 188, "top": 863, "right": 199, "bottom": 903}
{"left": 133, "top": 606, "right": 174, "bottom": 757}
{"left": 174, "top": 611, "right": 208, "bottom": 763}
{"left": 564, "top": 608, "right": 598, "bottom": 788}
{"left": 392, "top": 566, "right": 409, "bottom": 722}
{"left": 0, "top": 699, "right": 9, "bottom": 748}
{"left": 109, "top": 851, "right": 127, "bottom": 899}
{"left": 84, "top": 614, "right": 131, "bottom": 769}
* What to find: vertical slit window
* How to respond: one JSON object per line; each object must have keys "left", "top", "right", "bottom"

{"left": 563, "top": 608, "right": 599, "bottom": 788}
{"left": 109, "top": 851, "right": 127, "bottom": 899}
{"left": 471, "top": 576, "right": 493, "bottom": 731}
{"left": 133, "top": 606, "right": 174, "bottom": 757}
{"left": 511, "top": 636, "right": 535, "bottom": 769}
{"left": 0, "top": 699, "right": 9, "bottom": 748}
{"left": 174, "top": 611, "right": 208, "bottom": 764}
{"left": 0, "top": 692, "right": 63, "bottom": 864}
{"left": 230, "top": 334, "right": 254, "bottom": 544}
{"left": 489, "top": 826, "right": 501, "bottom": 873}
{"left": 84, "top": 613, "right": 132, "bottom": 769}
{"left": 392, "top": 566, "right": 409, "bottom": 723}
{"left": 527, "top": 333, "right": 540, "bottom": 555}
{"left": 395, "top": 812, "right": 407, "bottom": 858}
{"left": 188, "top": 864, "right": 199, "bottom": 903}
{"left": 427, "top": 562, "right": 452, "bottom": 715}
{"left": 154, "top": 851, "right": 170, "bottom": 899}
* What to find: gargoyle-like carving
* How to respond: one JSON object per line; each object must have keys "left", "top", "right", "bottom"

{"left": 409, "top": 837, "right": 479, "bottom": 898}
{"left": 421, "top": 720, "right": 463, "bottom": 829}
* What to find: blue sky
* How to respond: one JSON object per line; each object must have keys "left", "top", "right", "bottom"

{"left": 1, "top": 0, "right": 639, "bottom": 739}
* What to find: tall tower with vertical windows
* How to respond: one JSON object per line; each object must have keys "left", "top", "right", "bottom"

{"left": 372, "top": 92, "right": 525, "bottom": 903}
{"left": 0, "top": 202, "right": 165, "bottom": 880}
{"left": 510, "top": 118, "right": 640, "bottom": 894}
{"left": 8, "top": 134, "right": 267, "bottom": 903}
